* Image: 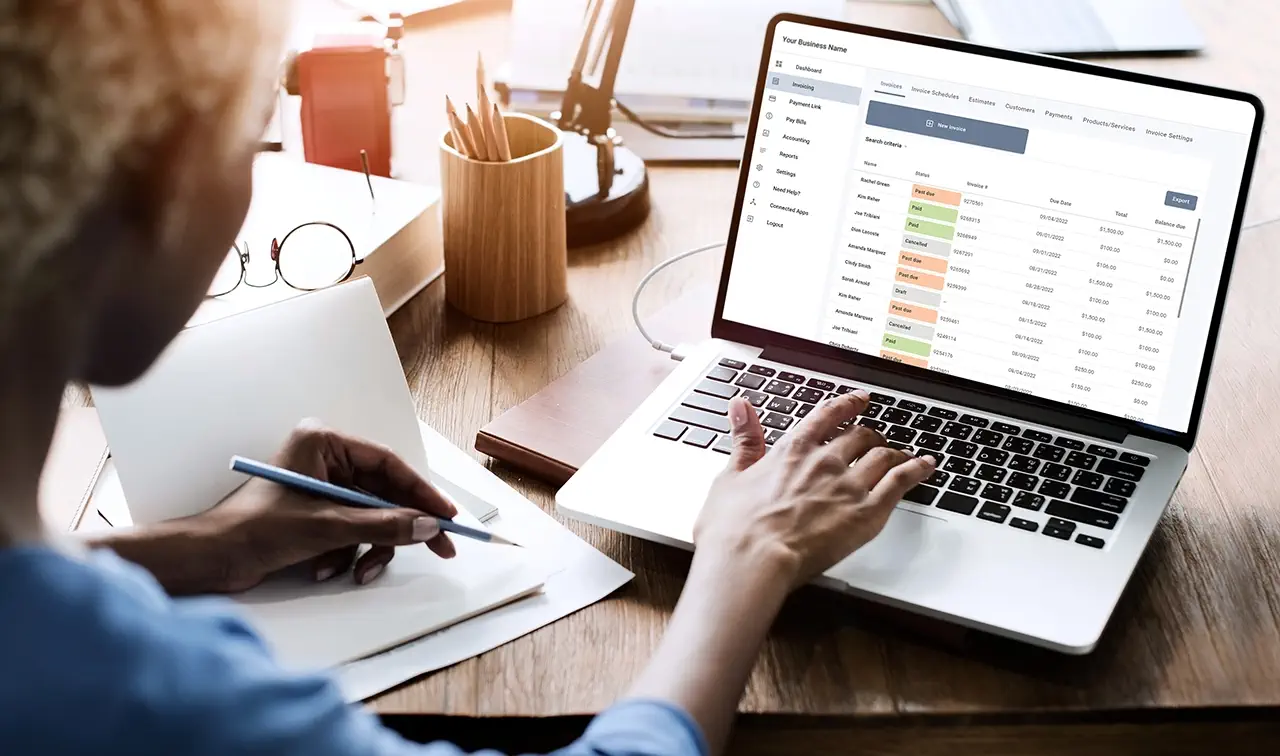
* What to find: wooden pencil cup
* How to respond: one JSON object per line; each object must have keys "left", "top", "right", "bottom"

{"left": 440, "top": 112, "right": 568, "bottom": 323}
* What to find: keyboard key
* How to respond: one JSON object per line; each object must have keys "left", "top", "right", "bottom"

{"left": 976, "top": 448, "right": 1009, "bottom": 466}
{"left": 1072, "top": 470, "right": 1104, "bottom": 489}
{"left": 944, "top": 458, "right": 977, "bottom": 477}
{"left": 926, "top": 470, "right": 950, "bottom": 487}
{"left": 1023, "top": 429, "right": 1053, "bottom": 443}
{"left": 1076, "top": 534, "right": 1105, "bottom": 549}
{"left": 764, "top": 380, "right": 795, "bottom": 397}
{"left": 742, "top": 390, "right": 768, "bottom": 407}
{"left": 858, "top": 418, "right": 887, "bottom": 432}
{"left": 793, "top": 387, "right": 825, "bottom": 404}
{"left": 735, "top": 373, "right": 766, "bottom": 390}
{"left": 765, "top": 430, "right": 785, "bottom": 445}
{"left": 1002, "top": 437, "right": 1035, "bottom": 455}
{"left": 940, "top": 422, "right": 973, "bottom": 440}
{"left": 826, "top": 393, "right": 839, "bottom": 401}
{"left": 1119, "top": 452, "right": 1151, "bottom": 467}
{"left": 869, "top": 392, "right": 896, "bottom": 405}
{"left": 948, "top": 475, "right": 981, "bottom": 495}
{"left": 766, "top": 397, "right": 798, "bottom": 414}
{"left": 1098, "top": 459, "right": 1145, "bottom": 482}
{"left": 1008, "top": 455, "right": 1041, "bottom": 473}
{"left": 897, "top": 400, "right": 927, "bottom": 413}
{"left": 1039, "top": 480, "right": 1070, "bottom": 498}
{"left": 1007, "top": 472, "right": 1039, "bottom": 491}
{"left": 748, "top": 365, "right": 776, "bottom": 377}
{"left": 960, "top": 414, "right": 990, "bottom": 428}
{"left": 1043, "top": 523, "right": 1073, "bottom": 540}
{"left": 903, "top": 484, "right": 940, "bottom": 505}
{"left": 1046, "top": 500, "right": 1118, "bottom": 529}
{"left": 796, "top": 403, "right": 814, "bottom": 419}
{"left": 1047, "top": 517, "right": 1076, "bottom": 532}
{"left": 945, "top": 440, "right": 978, "bottom": 459}
{"left": 928, "top": 407, "right": 958, "bottom": 420}
{"left": 1069, "top": 487, "right": 1128, "bottom": 513}
{"left": 910, "top": 414, "right": 943, "bottom": 432}
{"left": 1009, "top": 517, "right": 1038, "bottom": 532}
{"left": 719, "top": 358, "right": 747, "bottom": 370}
{"left": 713, "top": 435, "right": 734, "bottom": 454}
{"left": 695, "top": 380, "right": 738, "bottom": 400}
{"left": 807, "top": 378, "right": 835, "bottom": 391}
{"left": 653, "top": 420, "right": 687, "bottom": 441}
{"left": 1053, "top": 437, "right": 1085, "bottom": 451}
{"left": 762, "top": 413, "right": 794, "bottom": 431}
{"left": 975, "top": 464, "right": 1007, "bottom": 483}
{"left": 1088, "top": 444, "right": 1118, "bottom": 459}
{"left": 861, "top": 403, "right": 883, "bottom": 419}
{"left": 917, "top": 449, "right": 944, "bottom": 466}
{"left": 683, "top": 393, "right": 730, "bottom": 415}
{"left": 836, "top": 385, "right": 857, "bottom": 394}
{"left": 707, "top": 366, "right": 736, "bottom": 383}
{"left": 1065, "top": 451, "right": 1098, "bottom": 470}
{"left": 682, "top": 428, "right": 716, "bottom": 448}
{"left": 778, "top": 371, "right": 805, "bottom": 384}
{"left": 1013, "top": 491, "right": 1046, "bottom": 511}
{"left": 670, "top": 405, "right": 732, "bottom": 433}
{"left": 886, "top": 426, "right": 917, "bottom": 444}
{"left": 972, "top": 429, "right": 1004, "bottom": 447}
{"left": 977, "top": 501, "right": 1010, "bottom": 523}
{"left": 882, "top": 408, "right": 912, "bottom": 425}
{"left": 916, "top": 433, "right": 947, "bottom": 451}
{"left": 886, "top": 441, "right": 913, "bottom": 452}
{"left": 992, "top": 421, "right": 1021, "bottom": 435}
{"left": 1033, "top": 443, "right": 1066, "bottom": 462}
{"left": 980, "top": 483, "right": 1013, "bottom": 503}
{"left": 937, "top": 491, "right": 979, "bottom": 515}
{"left": 1042, "top": 462, "right": 1072, "bottom": 481}
{"left": 1104, "top": 478, "right": 1136, "bottom": 497}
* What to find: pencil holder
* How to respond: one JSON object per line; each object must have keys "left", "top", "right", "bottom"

{"left": 439, "top": 112, "right": 568, "bottom": 323}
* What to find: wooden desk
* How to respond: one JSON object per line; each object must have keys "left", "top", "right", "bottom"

{"left": 367, "top": 1, "right": 1280, "bottom": 752}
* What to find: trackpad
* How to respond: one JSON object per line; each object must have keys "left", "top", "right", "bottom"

{"left": 828, "top": 506, "right": 961, "bottom": 592}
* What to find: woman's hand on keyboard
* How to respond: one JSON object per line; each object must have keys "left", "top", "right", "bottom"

{"left": 695, "top": 391, "right": 935, "bottom": 589}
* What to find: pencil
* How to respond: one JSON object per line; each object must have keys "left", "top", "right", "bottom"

{"left": 229, "top": 456, "right": 522, "bottom": 547}
{"left": 464, "top": 104, "right": 491, "bottom": 161}
{"left": 476, "top": 53, "right": 502, "bottom": 162}
{"left": 445, "top": 96, "right": 477, "bottom": 158}
{"left": 491, "top": 103, "right": 512, "bottom": 161}
{"left": 359, "top": 149, "right": 375, "bottom": 201}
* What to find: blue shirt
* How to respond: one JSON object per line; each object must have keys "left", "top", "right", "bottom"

{"left": 0, "top": 546, "right": 707, "bottom": 756}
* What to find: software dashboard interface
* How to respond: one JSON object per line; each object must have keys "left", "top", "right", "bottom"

{"left": 722, "top": 20, "right": 1258, "bottom": 433}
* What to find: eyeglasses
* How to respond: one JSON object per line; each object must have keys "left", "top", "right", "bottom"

{"left": 208, "top": 221, "right": 360, "bottom": 297}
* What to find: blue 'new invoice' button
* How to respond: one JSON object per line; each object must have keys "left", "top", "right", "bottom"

{"left": 1164, "top": 191, "right": 1198, "bottom": 210}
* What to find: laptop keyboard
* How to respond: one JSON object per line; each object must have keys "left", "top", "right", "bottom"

{"left": 651, "top": 357, "right": 1154, "bottom": 551}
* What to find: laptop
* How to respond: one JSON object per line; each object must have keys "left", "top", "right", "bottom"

{"left": 938, "top": 0, "right": 1205, "bottom": 56}
{"left": 556, "top": 14, "right": 1262, "bottom": 654}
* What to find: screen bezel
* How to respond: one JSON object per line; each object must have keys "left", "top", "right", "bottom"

{"left": 711, "top": 13, "right": 1264, "bottom": 451}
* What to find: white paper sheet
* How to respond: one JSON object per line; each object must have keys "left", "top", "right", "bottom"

{"left": 334, "top": 420, "right": 634, "bottom": 702}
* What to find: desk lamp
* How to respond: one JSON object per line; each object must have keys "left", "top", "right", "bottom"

{"left": 552, "top": 0, "right": 650, "bottom": 246}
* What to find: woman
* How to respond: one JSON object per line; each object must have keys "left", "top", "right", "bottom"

{"left": 0, "top": 2, "right": 934, "bottom": 754}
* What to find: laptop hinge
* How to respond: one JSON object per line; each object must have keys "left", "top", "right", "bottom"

{"left": 761, "top": 345, "right": 1129, "bottom": 443}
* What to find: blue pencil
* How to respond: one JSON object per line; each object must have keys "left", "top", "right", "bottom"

{"left": 229, "top": 456, "right": 520, "bottom": 547}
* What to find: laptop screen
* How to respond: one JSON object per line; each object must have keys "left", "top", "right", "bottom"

{"left": 721, "top": 18, "right": 1259, "bottom": 435}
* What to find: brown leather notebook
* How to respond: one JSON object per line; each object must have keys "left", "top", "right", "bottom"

{"left": 476, "top": 288, "right": 714, "bottom": 485}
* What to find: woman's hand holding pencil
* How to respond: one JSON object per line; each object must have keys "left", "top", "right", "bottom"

{"left": 446, "top": 53, "right": 513, "bottom": 162}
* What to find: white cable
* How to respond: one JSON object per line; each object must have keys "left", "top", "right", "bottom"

{"left": 632, "top": 241, "right": 725, "bottom": 359}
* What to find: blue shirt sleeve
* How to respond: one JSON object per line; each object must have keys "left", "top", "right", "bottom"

{"left": 0, "top": 547, "right": 706, "bottom": 756}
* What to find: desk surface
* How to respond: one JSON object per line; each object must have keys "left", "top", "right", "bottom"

{"left": 358, "top": 0, "right": 1280, "bottom": 728}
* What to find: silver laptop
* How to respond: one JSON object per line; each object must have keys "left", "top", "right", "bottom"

{"left": 557, "top": 14, "right": 1261, "bottom": 653}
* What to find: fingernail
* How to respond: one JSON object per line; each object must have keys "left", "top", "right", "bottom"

{"left": 358, "top": 564, "right": 384, "bottom": 585}
{"left": 413, "top": 517, "right": 441, "bottom": 542}
{"left": 315, "top": 566, "right": 336, "bottom": 582}
{"left": 852, "top": 389, "right": 871, "bottom": 401}
{"left": 728, "top": 399, "right": 749, "bottom": 429}
{"left": 920, "top": 454, "right": 938, "bottom": 468}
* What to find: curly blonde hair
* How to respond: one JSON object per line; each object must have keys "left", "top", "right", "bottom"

{"left": 0, "top": 0, "right": 288, "bottom": 304}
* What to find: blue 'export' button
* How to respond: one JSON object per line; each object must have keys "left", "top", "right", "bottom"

{"left": 1164, "top": 191, "right": 1198, "bottom": 211}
